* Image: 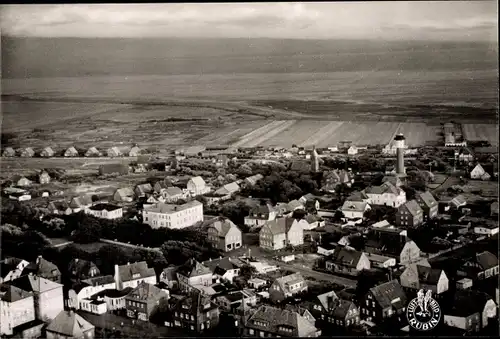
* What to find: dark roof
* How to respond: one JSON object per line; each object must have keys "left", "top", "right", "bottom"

{"left": 68, "top": 259, "right": 98, "bottom": 277}
{"left": 401, "top": 200, "right": 423, "bottom": 217}
{"left": 208, "top": 218, "right": 240, "bottom": 237}
{"left": 23, "top": 256, "right": 60, "bottom": 278}
{"left": 161, "top": 267, "right": 178, "bottom": 281}
{"left": 82, "top": 275, "right": 115, "bottom": 287}
{"left": 88, "top": 203, "right": 121, "bottom": 211}
{"left": 330, "top": 299, "right": 356, "bottom": 319}
{"left": 173, "top": 291, "right": 217, "bottom": 314}
{"left": 347, "top": 191, "right": 369, "bottom": 202}
{"left": 116, "top": 262, "right": 155, "bottom": 282}
{"left": 475, "top": 251, "right": 498, "bottom": 270}
{"left": 446, "top": 289, "right": 494, "bottom": 317}
{"left": 125, "top": 282, "right": 167, "bottom": 301}
{"left": 46, "top": 311, "right": 94, "bottom": 337}
{"left": 69, "top": 195, "right": 93, "bottom": 208}
{"left": 368, "top": 280, "right": 407, "bottom": 310}
{"left": 262, "top": 217, "right": 297, "bottom": 235}
{"left": 92, "top": 287, "right": 133, "bottom": 299}
{"left": 416, "top": 265, "right": 443, "bottom": 285}
{"left": 329, "top": 247, "right": 363, "bottom": 268}
{"left": 416, "top": 191, "right": 438, "bottom": 209}
{"left": 203, "top": 257, "right": 240, "bottom": 274}
{"left": 0, "top": 284, "right": 33, "bottom": 302}
{"left": 246, "top": 305, "right": 318, "bottom": 337}
{"left": 365, "top": 181, "right": 400, "bottom": 195}
{"left": 177, "top": 259, "right": 212, "bottom": 278}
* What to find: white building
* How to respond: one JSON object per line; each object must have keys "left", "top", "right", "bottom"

{"left": 341, "top": 201, "right": 371, "bottom": 219}
{"left": 364, "top": 182, "right": 407, "bottom": 208}
{"left": 347, "top": 146, "right": 358, "bottom": 155}
{"left": 473, "top": 224, "right": 499, "bottom": 237}
{"left": 187, "top": 176, "right": 211, "bottom": 196}
{"left": 142, "top": 200, "right": 203, "bottom": 229}
{"left": 85, "top": 204, "right": 123, "bottom": 220}
{"left": 470, "top": 164, "right": 491, "bottom": 180}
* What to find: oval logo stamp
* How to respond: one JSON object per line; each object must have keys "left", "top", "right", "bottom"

{"left": 406, "top": 289, "right": 441, "bottom": 331}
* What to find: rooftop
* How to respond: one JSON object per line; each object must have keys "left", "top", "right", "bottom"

{"left": 144, "top": 200, "right": 202, "bottom": 214}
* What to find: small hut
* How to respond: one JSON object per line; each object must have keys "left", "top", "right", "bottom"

{"left": 64, "top": 147, "right": 79, "bottom": 157}
{"left": 40, "top": 147, "right": 55, "bottom": 157}
{"left": 85, "top": 147, "right": 102, "bottom": 157}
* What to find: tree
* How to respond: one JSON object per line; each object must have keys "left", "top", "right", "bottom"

{"left": 240, "top": 264, "right": 257, "bottom": 280}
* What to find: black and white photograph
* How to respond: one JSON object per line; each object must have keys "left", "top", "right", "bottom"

{"left": 0, "top": 1, "right": 498, "bottom": 338}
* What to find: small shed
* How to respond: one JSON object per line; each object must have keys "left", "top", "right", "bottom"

{"left": 64, "top": 147, "right": 79, "bottom": 157}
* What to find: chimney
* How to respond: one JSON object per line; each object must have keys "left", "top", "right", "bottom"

{"left": 114, "top": 264, "right": 121, "bottom": 290}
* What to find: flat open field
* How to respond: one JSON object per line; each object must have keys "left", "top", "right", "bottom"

{"left": 462, "top": 124, "right": 499, "bottom": 146}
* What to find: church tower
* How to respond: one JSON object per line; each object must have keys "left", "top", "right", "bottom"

{"left": 311, "top": 146, "right": 319, "bottom": 172}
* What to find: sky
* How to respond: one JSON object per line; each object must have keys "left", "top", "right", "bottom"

{"left": 0, "top": 2, "right": 497, "bottom": 41}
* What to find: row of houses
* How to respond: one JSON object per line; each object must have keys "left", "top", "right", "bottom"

{"left": 2, "top": 145, "right": 145, "bottom": 158}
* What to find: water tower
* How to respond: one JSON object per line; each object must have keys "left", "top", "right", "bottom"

{"left": 394, "top": 133, "right": 406, "bottom": 175}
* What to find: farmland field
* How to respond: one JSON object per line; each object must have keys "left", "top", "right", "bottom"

{"left": 462, "top": 124, "right": 499, "bottom": 146}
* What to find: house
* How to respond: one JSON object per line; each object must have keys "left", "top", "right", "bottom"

{"left": 215, "top": 289, "right": 257, "bottom": 312}
{"left": 38, "top": 171, "right": 51, "bottom": 184}
{"left": 89, "top": 287, "right": 133, "bottom": 312}
{"left": 312, "top": 292, "right": 360, "bottom": 329}
{"left": 449, "top": 194, "right": 467, "bottom": 209}
{"left": 321, "top": 170, "right": 354, "bottom": 192}
{"left": 22, "top": 256, "right": 61, "bottom": 283}
{"left": 40, "top": 147, "right": 55, "bottom": 157}
{"left": 161, "top": 186, "right": 184, "bottom": 203}
{"left": 214, "top": 154, "right": 229, "bottom": 167}
{"left": 207, "top": 218, "right": 242, "bottom": 252}
{"left": 45, "top": 310, "right": 94, "bottom": 339}
{"left": 78, "top": 298, "right": 107, "bottom": 315}
{"left": 347, "top": 146, "right": 358, "bottom": 155}
{"left": 8, "top": 274, "right": 64, "bottom": 321}
{"left": 459, "top": 251, "right": 499, "bottom": 281}
{"left": 347, "top": 190, "right": 370, "bottom": 203}
{"left": 382, "top": 175, "right": 403, "bottom": 187}
{"left": 325, "top": 247, "right": 371, "bottom": 276}
{"left": 364, "top": 181, "right": 406, "bottom": 208}
{"left": 124, "top": 282, "right": 169, "bottom": 321}
{"left": 364, "top": 252, "right": 397, "bottom": 269}
{"left": 470, "top": 163, "right": 490, "bottom": 180}
{"left": 244, "top": 203, "right": 277, "bottom": 227}
{"left": 85, "top": 147, "right": 102, "bottom": 157}
{"left": 243, "top": 305, "right": 321, "bottom": 337}
{"left": 2, "top": 147, "right": 16, "bottom": 157}
{"left": 444, "top": 290, "right": 497, "bottom": 332}
{"left": 164, "top": 291, "right": 220, "bottom": 333}
{"left": 360, "top": 280, "right": 407, "bottom": 324}
{"left": 399, "top": 264, "right": 449, "bottom": 295}
{"left": 341, "top": 201, "right": 371, "bottom": 220}
{"left": 9, "top": 191, "right": 32, "bottom": 202}
{"left": 64, "top": 147, "right": 78, "bottom": 157}
{"left": 159, "top": 267, "right": 179, "bottom": 289}
{"left": 114, "top": 262, "right": 156, "bottom": 290}
{"left": 415, "top": 191, "right": 438, "bottom": 220}
{"left": 67, "top": 259, "right": 100, "bottom": 282}
{"left": 107, "top": 147, "right": 122, "bottom": 157}
{"left": 269, "top": 272, "right": 307, "bottom": 303}
{"left": 304, "top": 215, "right": 325, "bottom": 230}
{"left": 0, "top": 284, "right": 36, "bottom": 336}
{"left": 473, "top": 223, "right": 499, "bottom": 236}
{"left": 0, "top": 258, "right": 30, "bottom": 284}
{"left": 12, "top": 175, "right": 32, "bottom": 187}
{"left": 154, "top": 180, "right": 171, "bottom": 193}
{"left": 69, "top": 195, "right": 93, "bottom": 213}
{"left": 214, "top": 182, "right": 240, "bottom": 197}
{"left": 47, "top": 201, "right": 73, "bottom": 215}
{"left": 86, "top": 203, "right": 123, "bottom": 220}
{"left": 491, "top": 201, "right": 499, "bottom": 218}
{"left": 187, "top": 176, "right": 211, "bottom": 196}
{"left": 67, "top": 275, "right": 116, "bottom": 310}
{"left": 203, "top": 257, "right": 241, "bottom": 283}
{"left": 244, "top": 174, "right": 264, "bottom": 187}
{"left": 248, "top": 278, "right": 268, "bottom": 290}
{"left": 20, "top": 148, "right": 35, "bottom": 157}
{"left": 129, "top": 146, "right": 142, "bottom": 157}
{"left": 259, "top": 217, "right": 305, "bottom": 251}
{"left": 99, "top": 163, "right": 129, "bottom": 176}
{"left": 142, "top": 200, "right": 203, "bottom": 229}
{"left": 317, "top": 243, "right": 337, "bottom": 256}
{"left": 458, "top": 148, "right": 474, "bottom": 163}
{"left": 113, "top": 187, "right": 135, "bottom": 202}
{"left": 395, "top": 200, "right": 424, "bottom": 228}
{"left": 176, "top": 259, "right": 213, "bottom": 292}
{"left": 134, "top": 183, "right": 153, "bottom": 198}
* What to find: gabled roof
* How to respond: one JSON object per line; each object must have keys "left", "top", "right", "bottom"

{"left": 368, "top": 280, "right": 407, "bottom": 310}
{"left": 215, "top": 182, "right": 240, "bottom": 195}
{"left": 316, "top": 290, "right": 338, "bottom": 310}
{"left": 115, "top": 187, "right": 135, "bottom": 198}
{"left": 450, "top": 195, "right": 467, "bottom": 207}
{"left": 65, "top": 146, "right": 78, "bottom": 155}
{"left": 68, "top": 259, "right": 98, "bottom": 277}
{"left": 365, "top": 181, "right": 400, "bottom": 195}
{"left": 20, "top": 147, "right": 35, "bottom": 156}
{"left": 262, "top": 217, "right": 297, "bottom": 235}
{"left": 413, "top": 265, "right": 443, "bottom": 285}
{"left": 250, "top": 203, "right": 274, "bottom": 217}
{"left": 3, "top": 147, "right": 16, "bottom": 155}
{"left": 475, "top": 251, "right": 498, "bottom": 270}
{"left": 274, "top": 272, "right": 306, "bottom": 294}
{"left": 401, "top": 200, "right": 423, "bottom": 217}
{"left": 203, "top": 257, "right": 240, "bottom": 274}
{"left": 41, "top": 147, "right": 55, "bottom": 155}
{"left": 208, "top": 218, "right": 240, "bottom": 238}
{"left": 9, "top": 274, "right": 62, "bottom": 293}
{"left": 341, "top": 201, "right": 369, "bottom": 213}
{"left": 246, "top": 305, "right": 318, "bottom": 337}
{"left": 135, "top": 183, "right": 153, "bottom": 195}
{"left": 177, "top": 259, "right": 212, "bottom": 278}
{"left": 48, "top": 200, "right": 71, "bottom": 211}
{"left": 471, "top": 163, "right": 486, "bottom": 173}
{"left": 188, "top": 176, "right": 206, "bottom": 187}
{"left": 347, "top": 191, "right": 369, "bottom": 202}
{"left": 163, "top": 186, "right": 182, "bottom": 196}
{"left": 329, "top": 247, "right": 363, "bottom": 267}
{"left": 173, "top": 290, "right": 216, "bottom": 314}
{"left": 416, "top": 191, "right": 438, "bottom": 209}
{"left": 125, "top": 281, "right": 167, "bottom": 301}
{"left": 46, "top": 311, "right": 94, "bottom": 337}
{"left": 245, "top": 174, "right": 264, "bottom": 186}
{"left": 85, "top": 147, "right": 101, "bottom": 156}
{"left": 107, "top": 147, "right": 122, "bottom": 156}
{"left": 70, "top": 195, "right": 93, "bottom": 208}
{"left": 116, "top": 262, "right": 155, "bottom": 282}
{"left": 0, "top": 284, "right": 33, "bottom": 302}
{"left": 23, "top": 257, "right": 60, "bottom": 278}
{"left": 330, "top": 299, "right": 356, "bottom": 319}
{"left": 129, "top": 146, "right": 142, "bottom": 156}
{"left": 287, "top": 200, "right": 304, "bottom": 211}
{"left": 382, "top": 175, "right": 402, "bottom": 187}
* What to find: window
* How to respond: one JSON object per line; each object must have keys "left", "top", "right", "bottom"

{"left": 373, "top": 311, "right": 376, "bottom": 317}
{"left": 201, "top": 324, "right": 205, "bottom": 330}
{"left": 191, "top": 315, "right": 194, "bottom": 320}
{"left": 249, "top": 329, "right": 254, "bottom": 335}
{"left": 346, "top": 320, "right": 350, "bottom": 326}
{"left": 366, "top": 300, "right": 369, "bottom": 306}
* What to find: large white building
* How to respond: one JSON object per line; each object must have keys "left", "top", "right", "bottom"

{"left": 86, "top": 204, "right": 123, "bottom": 220}
{"left": 364, "top": 181, "right": 407, "bottom": 208}
{"left": 142, "top": 200, "right": 203, "bottom": 229}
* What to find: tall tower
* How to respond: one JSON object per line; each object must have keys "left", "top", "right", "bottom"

{"left": 394, "top": 133, "right": 406, "bottom": 175}
{"left": 311, "top": 146, "right": 319, "bottom": 172}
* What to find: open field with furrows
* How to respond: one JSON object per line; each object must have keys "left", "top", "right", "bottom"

{"left": 397, "top": 123, "right": 443, "bottom": 147}
{"left": 462, "top": 124, "right": 499, "bottom": 146}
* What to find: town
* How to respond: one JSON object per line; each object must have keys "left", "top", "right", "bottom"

{"left": 1, "top": 124, "right": 498, "bottom": 338}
